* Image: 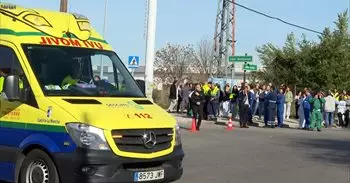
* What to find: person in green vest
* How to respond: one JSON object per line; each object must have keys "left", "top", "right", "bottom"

{"left": 309, "top": 91, "right": 326, "bottom": 132}
{"left": 61, "top": 61, "right": 82, "bottom": 90}
{"left": 119, "top": 80, "right": 127, "bottom": 92}
{"left": 207, "top": 83, "right": 220, "bottom": 120}
{"left": 0, "top": 76, "right": 5, "bottom": 93}
{"left": 202, "top": 82, "right": 210, "bottom": 96}
{"left": 61, "top": 75, "right": 79, "bottom": 90}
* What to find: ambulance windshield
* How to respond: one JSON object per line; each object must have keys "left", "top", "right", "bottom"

{"left": 23, "top": 45, "right": 144, "bottom": 98}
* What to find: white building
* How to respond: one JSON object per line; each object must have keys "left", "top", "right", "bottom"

{"left": 92, "top": 65, "right": 145, "bottom": 81}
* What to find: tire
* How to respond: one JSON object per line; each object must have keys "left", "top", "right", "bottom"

{"left": 19, "top": 149, "right": 59, "bottom": 183}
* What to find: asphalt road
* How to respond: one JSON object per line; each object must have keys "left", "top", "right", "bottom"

{"left": 175, "top": 124, "right": 350, "bottom": 183}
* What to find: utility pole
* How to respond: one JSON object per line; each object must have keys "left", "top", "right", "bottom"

{"left": 231, "top": 0, "right": 236, "bottom": 57}
{"left": 144, "top": 0, "right": 157, "bottom": 99}
{"left": 243, "top": 53, "right": 247, "bottom": 85}
{"left": 100, "top": 0, "right": 108, "bottom": 79}
{"left": 231, "top": 0, "right": 236, "bottom": 86}
{"left": 59, "top": 0, "right": 68, "bottom": 12}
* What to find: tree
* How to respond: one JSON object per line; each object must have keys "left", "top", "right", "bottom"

{"left": 154, "top": 43, "right": 194, "bottom": 84}
{"left": 255, "top": 11, "right": 350, "bottom": 91}
{"left": 192, "top": 38, "right": 215, "bottom": 77}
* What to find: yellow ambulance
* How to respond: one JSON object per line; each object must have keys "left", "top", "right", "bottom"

{"left": 0, "top": 3, "right": 184, "bottom": 183}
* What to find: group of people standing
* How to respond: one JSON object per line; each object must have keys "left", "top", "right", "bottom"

{"left": 167, "top": 79, "right": 349, "bottom": 132}
{"left": 295, "top": 89, "right": 349, "bottom": 131}
{"left": 237, "top": 83, "right": 293, "bottom": 128}
{"left": 167, "top": 80, "right": 222, "bottom": 130}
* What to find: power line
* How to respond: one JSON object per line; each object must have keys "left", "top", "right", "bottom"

{"left": 228, "top": 1, "right": 324, "bottom": 35}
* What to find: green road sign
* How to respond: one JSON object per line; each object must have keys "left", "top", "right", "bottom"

{"left": 243, "top": 64, "right": 257, "bottom": 71}
{"left": 229, "top": 56, "right": 253, "bottom": 62}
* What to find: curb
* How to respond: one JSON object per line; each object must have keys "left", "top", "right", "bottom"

{"left": 174, "top": 115, "right": 300, "bottom": 129}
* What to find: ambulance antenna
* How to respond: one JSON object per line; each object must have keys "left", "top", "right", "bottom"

{"left": 66, "top": 3, "right": 72, "bottom": 38}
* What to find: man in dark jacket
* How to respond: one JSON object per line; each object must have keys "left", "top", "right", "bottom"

{"left": 258, "top": 85, "right": 266, "bottom": 120}
{"left": 263, "top": 85, "right": 271, "bottom": 126}
{"left": 190, "top": 83, "right": 205, "bottom": 131}
{"left": 180, "top": 82, "right": 191, "bottom": 113}
{"left": 238, "top": 85, "right": 252, "bottom": 128}
{"left": 230, "top": 85, "right": 239, "bottom": 119}
{"left": 167, "top": 80, "right": 178, "bottom": 112}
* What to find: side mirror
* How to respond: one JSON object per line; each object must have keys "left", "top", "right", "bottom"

{"left": 3, "top": 75, "right": 21, "bottom": 101}
{"left": 135, "top": 79, "right": 145, "bottom": 95}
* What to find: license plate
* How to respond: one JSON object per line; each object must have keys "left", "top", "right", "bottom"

{"left": 134, "top": 170, "right": 164, "bottom": 182}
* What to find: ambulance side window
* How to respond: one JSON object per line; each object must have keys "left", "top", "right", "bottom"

{"left": 0, "top": 46, "right": 16, "bottom": 77}
{"left": 0, "top": 46, "right": 22, "bottom": 93}
{"left": 91, "top": 54, "right": 127, "bottom": 91}
{"left": 0, "top": 46, "right": 36, "bottom": 107}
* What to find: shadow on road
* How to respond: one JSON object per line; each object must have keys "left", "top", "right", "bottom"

{"left": 292, "top": 138, "right": 350, "bottom": 166}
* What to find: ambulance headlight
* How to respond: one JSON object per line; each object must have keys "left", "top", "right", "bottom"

{"left": 66, "top": 123, "right": 110, "bottom": 150}
{"left": 175, "top": 124, "right": 182, "bottom": 146}
{"left": 23, "top": 14, "right": 51, "bottom": 27}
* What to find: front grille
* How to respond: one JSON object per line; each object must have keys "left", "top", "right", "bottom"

{"left": 111, "top": 128, "right": 173, "bottom": 153}
{"left": 123, "top": 161, "right": 163, "bottom": 171}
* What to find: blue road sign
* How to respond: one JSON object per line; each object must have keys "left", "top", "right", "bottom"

{"left": 128, "top": 56, "right": 140, "bottom": 68}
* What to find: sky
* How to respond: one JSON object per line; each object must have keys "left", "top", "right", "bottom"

{"left": 2, "top": 0, "right": 349, "bottom": 66}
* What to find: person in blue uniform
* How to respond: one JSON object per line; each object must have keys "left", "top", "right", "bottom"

{"left": 247, "top": 85, "right": 255, "bottom": 124}
{"left": 276, "top": 88, "right": 285, "bottom": 127}
{"left": 258, "top": 85, "right": 266, "bottom": 120}
{"left": 267, "top": 86, "right": 278, "bottom": 128}
{"left": 303, "top": 89, "right": 312, "bottom": 130}
{"left": 263, "top": 85, "right": 271, "bottom": 127}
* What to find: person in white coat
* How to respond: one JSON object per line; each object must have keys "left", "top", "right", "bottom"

{"left": 337, "top": 96, "right": 347, "bottom": 127}
{"left": 297, "top": 92, "right": 305, "bottom": 129}
{"left": 324, "top": 92, "right": 337, "bottom": 128}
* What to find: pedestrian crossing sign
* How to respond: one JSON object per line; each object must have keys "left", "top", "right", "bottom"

{"left": 128, "top": 56, "right": 139, "bottom": 68}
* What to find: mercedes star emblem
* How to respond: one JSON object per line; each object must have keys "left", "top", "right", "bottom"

{"left": 142, "top": 131, "right": 157, "bottom": 149}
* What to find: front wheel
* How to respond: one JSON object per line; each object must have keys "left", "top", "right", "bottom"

{"left": 19, "top": 149, "right": 60, "bottom": 183}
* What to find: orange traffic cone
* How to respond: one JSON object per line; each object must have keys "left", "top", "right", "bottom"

{"left": 227, "top": 117, "right": 234, "bottom": 131}
{"left": 190, "top": 117, "right": 198, "bottom": 132}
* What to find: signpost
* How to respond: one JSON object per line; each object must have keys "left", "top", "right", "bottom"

{"left": 227, "top": 54, "right": 256, "bottom": 86}
{"left": 229, "top": 55, "right": 253, "bottom": 62}
{"left": 128, "top": 56, "right": 140, "bottom": 77}
{"left": 232, "top": 54, "right": 253, "bottom": 85}
{"left": 243, "top": 64, "right": 257, "bottom": 71}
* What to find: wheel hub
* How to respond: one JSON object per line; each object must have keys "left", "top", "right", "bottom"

{"left": 26, "top": 160, "right": 49, "bottom": 183}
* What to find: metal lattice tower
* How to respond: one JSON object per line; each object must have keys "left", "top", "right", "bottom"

{"left": 213, "top": 0, "right": 235, "bottom": 78}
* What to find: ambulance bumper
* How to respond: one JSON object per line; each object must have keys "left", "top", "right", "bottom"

{"left": 53, "top": 145, "right": 184, "bottom": 183}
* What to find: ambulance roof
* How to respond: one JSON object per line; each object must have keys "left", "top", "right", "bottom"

{"left": 0, "top": 3, "right": 112, "bottom": 51}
